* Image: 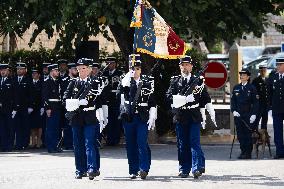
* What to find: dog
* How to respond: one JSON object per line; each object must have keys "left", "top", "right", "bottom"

{"left": 252, "top": 129, "right": 272, "bottom": 159}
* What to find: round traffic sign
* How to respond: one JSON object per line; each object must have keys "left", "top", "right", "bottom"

{"left": 203, "top": 61, "right": 228, "bottom": 89}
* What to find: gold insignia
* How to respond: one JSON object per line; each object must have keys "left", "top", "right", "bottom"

{"left": 74, "top": 88, "right": 78, "bottom": 92}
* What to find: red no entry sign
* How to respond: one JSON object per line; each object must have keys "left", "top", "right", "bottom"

{"left": 203, "top": 62, "right": 228, "bottom": 89}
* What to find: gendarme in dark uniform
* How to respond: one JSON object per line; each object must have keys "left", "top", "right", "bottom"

{"left": 119, "top": 54, "right": 156, "bottom": 179}
{"left": 0, "top": 64, "right": 14, "bottom": 152}
{"left": 268, "top": 58, "right": 284, "bottom": 159}
{"left": 42, "top": 63, "right": 63, "bottom": 153}
{"left": 252, "top": 63, "right": 269, "bottom": 130}
{"left": 231, "top": 69, "right": 259, "bottom": 159}
{"left": 166, "top": 56, "right": 210, "bottom": 179}
{"left": 63, "top": 58, "right": 104, "bottom": 180}
{"left": 102, "top": 57, "right": 123, "bottom": 146}
{"left": 13, "top": 62, "right": 31, "bottom": 150}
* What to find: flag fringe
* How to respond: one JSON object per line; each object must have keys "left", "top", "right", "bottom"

{"left": 136, "top": 45, "right": 190, "bottom": 59}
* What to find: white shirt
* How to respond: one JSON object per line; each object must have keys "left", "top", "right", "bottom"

{"left": 241, "top": 82, "right": 248, "bottom": 86}
{"left": 18, "top": 76, "right": 23, "bottom": 83}
{"left": 33, "top": 79, "right": 39, "bottom": 84}
{"left": 279, "top": 73, "right": 284, "bottom": 80}
{"left": 181, "top": 73, "right": 191, "bottom": 83}
{"left": 134, "top": 77, "right": 140, "bottom": 86}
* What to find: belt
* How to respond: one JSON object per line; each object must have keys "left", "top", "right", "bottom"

{"left": 125, "top": 101, "right": 148, "bottom": 107}
{"left": 180, "top": 103, "right": 199, "bottom": 110}
{"left": 111, "top": 90, "right": 119, "bottom": 93}
{"left": 48, "top": 99, "right": 61, "bottom": 102}
{"left": 83, "top": 107, "right": 95, "bottom": 111}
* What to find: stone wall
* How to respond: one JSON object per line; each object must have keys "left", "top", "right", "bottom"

{"left": 240, "top": 14, "right": 284, "bottom": 46}
{"left": 1, "top": 24, "right": 120, "bottom": 53}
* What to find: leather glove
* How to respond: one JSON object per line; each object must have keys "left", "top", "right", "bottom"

{"left": 28, "top": 108, "right": 34, "bottom": 114}
{"left": 147, "top": 107, "right": 157, "bottom": 130}
{"left": 11, "top": 110, "right": 17, "bottom": 119}
{"left": 185, "top": 94, "right": 195, "bottom": 103}
{"left": 78, "top": 99, "right": 88, "bottom": 106}
{"left": 96, "top": 108, "right": 105, "bottom": 133}
{"left": 205, "top": 103, "right": 217, "bottom": 127}
{"left": 250, "top": 115, "right": 256, "bottom": 123}
{"left": 40, "top": 108, "right": 45, "bottom": 116}
{"left": 233, "top": 111, "right": 240, "bottom": 117}
{"left": 200, "top": 108, "right": 206, "bottom": 129}
{"left": 102, "top": 105, "right": 108, "bottom": 126}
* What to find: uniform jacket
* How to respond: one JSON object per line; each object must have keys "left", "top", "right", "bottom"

{"left": 63, "top": 76, "right": 103, "bottom": 126}
{"left": 119, "top": 75, "right": 156, "bottom": 122}
{"left": 102, "top": 69, "right": 123, "bottom": 105}
{"left": 12, "top": 76, "right": 31, "bottom": 111}
{"left": 268, "top": 72, "right": 284, "bottom": 114}
{"left": 252, "top": 76, "right": 269, "bottom": 108}
{"left": 42, "top": 77, "right": 62, "bottom": 111}
{"left": 166, "top": 74, "right": 211, "bottom": 124}
{"left": 231, "top": 83, "right": 259, "bottom": 116}
{"left": 0, "top": 77, "right": 15, "bottom": 114}
{"left": 29, "top": 79, "right": 43, "bottom": 111}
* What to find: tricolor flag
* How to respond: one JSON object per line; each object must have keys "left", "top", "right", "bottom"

{"left": 130, "top": 0, "right": 189, "bottom": 59}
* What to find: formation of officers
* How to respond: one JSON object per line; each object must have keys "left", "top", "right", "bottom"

{"left": 231, "top": 58, "right": 284, "bottom": 160}
{"left": 0, "top": 53, "right": 215, "bottom": 180}
{"left": 0, "top": 57, "right": 123, "bottom": 154}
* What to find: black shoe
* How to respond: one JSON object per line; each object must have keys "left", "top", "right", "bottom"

{"left": 88, "top": 170, "right": 100, "bottom": 180}
{"left": 200, "top": 167, "right": 205, "bottom": 174}
{"left": 178, "top": 172, "right": 189, "bottom": 178}
{"left": 193, "top": 171, "right": 202, "bottom": 179}
{"left": 139, "top": 171, "right": 148, "bottom": 180}
{"left": 75, "top": 174, "right": 83, "bottom": 179}
{"left": 130, "top": 174, "right": 138, "bottom": 179}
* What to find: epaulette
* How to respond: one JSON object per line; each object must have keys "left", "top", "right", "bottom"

{"left": 171, "top": 75, "right": 180, "bottom": 79}
{"left": 62, "top": 77, "right": 69, "bottom": 81}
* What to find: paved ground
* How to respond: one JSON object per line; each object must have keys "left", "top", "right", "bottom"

{"left": 0, "top": 144, "right": 283, "bottom": 189}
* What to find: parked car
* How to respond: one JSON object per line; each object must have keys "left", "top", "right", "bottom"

{"left": 261, "top": 45, "right": 281, "bottom": 56}
{"left": 242, "top": 56, "right": 271, "bottom": 79}
{"left": 240, "top": 46, "right": 264, "bottom": 64}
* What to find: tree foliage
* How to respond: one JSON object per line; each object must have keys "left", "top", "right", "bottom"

{"left": 1, "top": 0, "right": 283, "bottom": 56}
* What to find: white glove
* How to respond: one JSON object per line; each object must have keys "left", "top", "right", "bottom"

{"left": 233, "top": 111, "right": 240, "bottom": 117}
{"left": 250, "top": 115, "right": 256, "bottom": 123}
{"left": 96, "top": 108, "right": 105, "bottom": 133}
{"left": 185, "top": 94, "right": 195, "bottom": 103}
{"left": 268, "top": 110, "right": 272, "bottom": 117}
{"left": 147, "top": 107, "right": 157, "bottom": 130}
{"left": 11, "top": 110, "right": 17, "bottom": 119}
{"left": 78, "top": 99, "right": 88, "bottom": 106}
{"left": 40, "top": 108, "right": 45, "bottom": 116}
{"left": 121, "top": 70, "right": 135, "bottom": 87}
{"left": 28, "top": 108, "right": 34, "bottom": 114}
{"left": 200, "top": 108, "right": 206, "bottom": 129}
{"left": 205, "top": 103, "right": 217, "bottom": 127}
{"left": 102, "top": 105, "right": 108, "bottom": 126}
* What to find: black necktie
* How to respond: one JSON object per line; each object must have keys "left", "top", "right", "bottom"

{"left": 18, "top": 77, "right": 21, "bottom": 83}
{"left": 1, "top": 78, "right": 4, "bottom": 86}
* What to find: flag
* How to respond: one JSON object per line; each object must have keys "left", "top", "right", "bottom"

{"left": 130, "top": 0, "right": 189, "bottom": 59}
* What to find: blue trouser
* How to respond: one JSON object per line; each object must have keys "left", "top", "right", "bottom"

{"left": 0, "top": 113, "right": 14, "bottom": 151}
{"left": 190, "top": 122, "right": 205, "bottom": 173}
{"left": 45, "top": 110, "right": 61, "bottom": 152}
{"left": 123, "top": 114, "right": 151, "bottom": 175}
{"left": 15, "top": 110, "right": 30, "bottom": 149}
{"left": 272, "top": 113, "right": 284, "bottom": 156}
{"left": 234, "top": 116, "right": 253, "bottom": 155}
{"left": 176, "top": 122, "right": 192, "bottom": 174}
{"left": 254, "top": 106, "right": 268, "bottom": 130}
{"left": 72, "top": 124, "right": 100, "bottom": 175}
{"left": 106, "top": 105, "right": 121, "bottom": 145}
